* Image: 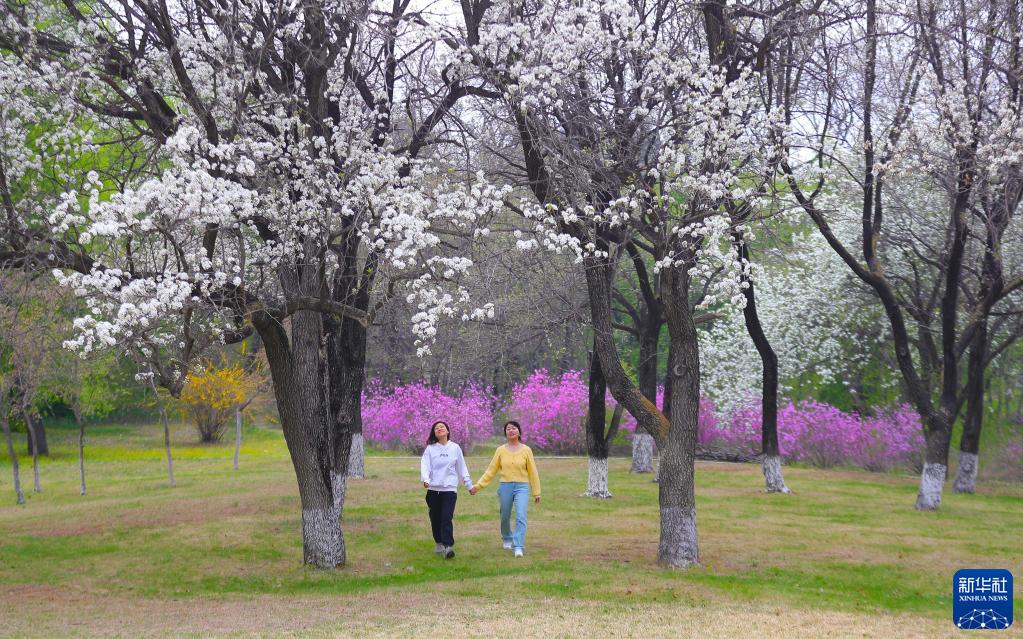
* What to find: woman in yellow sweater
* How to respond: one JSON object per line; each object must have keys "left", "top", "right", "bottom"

{"left": 474, "top": 420, "right": 541, "bottom": 557}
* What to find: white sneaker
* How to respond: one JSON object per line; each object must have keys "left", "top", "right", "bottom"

{"left": 513, "top": 548, "right": 524, "bottom": 558}
{"left": 502, "top": 541, "right": 513, "bottom": 550}
{"left": 434, "top": 543, "right": 445, "bottom": 554}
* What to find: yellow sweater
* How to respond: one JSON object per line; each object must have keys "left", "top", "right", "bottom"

{"left": 475, "top": 444, "right": 541, "bottom": 497}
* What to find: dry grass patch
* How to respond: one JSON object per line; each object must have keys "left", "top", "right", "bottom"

{"left": 0, "top": 586, "right": 968, "bottom": 638}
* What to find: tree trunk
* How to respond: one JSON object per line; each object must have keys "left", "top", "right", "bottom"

{"left": 915, "top": 408, "right": 953, "bottom": 510}
{"left": 657, "top": 264, "right": 700, "bottom": 568}
{"left": 23, "top": 411, "right": 48, "bottom": 457}
{"left": 74, "top": 404, "right": 86, "bottom": 496}
{"left": 652, "top": 343, "right": 674, "bottom": 485}
{"left": 631, "top": 317, "right": 661, "bottom": 474}
{"left": 348, "top": 433, "right": 365, "bottom": 479}
{"left": 631, "top": 432, "right": 655, "bottom": 474}
{"left": 256, "top": 308, "right": 348, "bottom": 568}
{"left": 325, "top": 264, "right": 368, "bottom": 481}
{"left": 151, "top": 381, "right": 176, "bottom": 488}
{"left": 584, "top": 347, "right": 610, "bottom": 497}
{"left": 953, "top": 450, "right": 978, "bottom": 494}
{"left": 628, "top": 242, "right": 662, "bottom": 474}
{"left": 954, "top": 320, "right": 987, "bottom": 494}
{"left": 233, "top": 407, "right": 243, "bottom": 471}
{"left": 583, "top": 348, "right": 619, "bottom": 498}
{"left": 584, "top": 254, "right": 700, "bottom": 566}
{"left": 2, "top": 410, "right": 25, "bottom": 504}
{"left": 17, "top": 384, "right": 48, "bottom": 457}
{"left": 734, "top": 235, "right": 789, "bottom": 494}
{"left": 21, "top": 400, "right": 40, "bottom": 493}
{"left": 585, "top": 456, "right": 611, "bottom": 498}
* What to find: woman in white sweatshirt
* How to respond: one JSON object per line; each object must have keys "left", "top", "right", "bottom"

{"left": 420, "top": 421, "right": 476, "bottom": 558}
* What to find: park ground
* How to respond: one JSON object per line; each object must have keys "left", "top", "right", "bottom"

{"left": 0, "top": 419, "right": 1021, "bottom": 638}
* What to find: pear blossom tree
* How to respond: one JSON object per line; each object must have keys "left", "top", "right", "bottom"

{"left": 780, "top": 0, "right": 1023, "bottom": 508}
{"left": 698, "top": 230, "right": 873, "bottom": 411}
{"left": 697, "top": 1, "right": 822, "bottom": 495}
{"left": 1, "top": 0, "right": 505, "bottom": 567}
{"left": 467, "top": 0, "right": 782, "bottom": 566}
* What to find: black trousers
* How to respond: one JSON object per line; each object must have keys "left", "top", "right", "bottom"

{"left": 425, "top": 489, "right": 458, "bottom": 546}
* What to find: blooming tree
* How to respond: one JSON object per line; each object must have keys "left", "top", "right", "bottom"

{"left": 698, "top": 230, "right": 872, "bottom": 412}
{"left": 464, "top": 0, "right": 785, "bottom": 566}
{"left": 361, "top": 380, "right": 495, "bottom": 453}
{"left": 779, "top": 0, "right": 1023, "bottom": 508}
{"left": 0, "top": 0, "right": 504, "bottom": 567}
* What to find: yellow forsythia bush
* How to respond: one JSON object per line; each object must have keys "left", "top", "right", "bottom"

{"left": 180, "top": 363, "right": 259, "bottom": 443}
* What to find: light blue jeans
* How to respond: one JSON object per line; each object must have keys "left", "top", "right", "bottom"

{"left": 498, "top": 481, "right": 530, "bottom": 550}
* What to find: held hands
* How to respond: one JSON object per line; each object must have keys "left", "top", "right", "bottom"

{"left": 424, "top": 481, "right": 481, "bottom": 495}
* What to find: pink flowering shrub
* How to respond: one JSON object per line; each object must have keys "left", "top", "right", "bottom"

{"left": 361, "top": 380, "right": 495, "bottom": 453}
{"left": 507, "top": 372, "right": 718, "bottom": 454}
{"left": 620, "top": 388, "right": 719, "bottom": 443}
{"left": 706, "top": 400, "right": 925, "bottom": 471}
{"left": 362, "top": 373, "right": 928, "bottom": 472}
{"left": 982, "top": 432, "right": 1023, "bottom": 482}
{"left": 505, "top": 370, "right": 589, "bottom": 454}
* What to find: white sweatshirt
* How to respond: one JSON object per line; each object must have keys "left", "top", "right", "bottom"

{"left": 420, "top": 441, "right": 473, "bottom": 492}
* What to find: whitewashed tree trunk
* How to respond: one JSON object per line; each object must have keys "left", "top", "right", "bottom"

{"left": 659, "top": 503, "right": 698, "bottom": 567}
{"left": 257, "top": 311, "right": 349, "bottom": 568}
{"left": 915, "top": 462, "right": 946, "bottom": 510}
{"left": 656, "top": 266, "right": 701, "bottom": 568}
{"left": 332, "top": 471, "right": 348, "bottom": 515}
{"left": 652, "top": 456, "right": 659, "bottom": 483}
{"left": 582, "top": 457, "right": 612, "bottom": 498}
{"left": 233, "top": 407, "right": 243, "bottom": 471}
{"left": 2, "top": 411, "right": 25, "bottom": 504}
{"left": 762, "top": 455, "right": 790, "bottom": 494}
{"left": 348, "top": 433, "right": 365, "bottom": 479}
{"left": 302, "top": 504, "right": 345, "bottom": 567}
{"left": 630, "top": 432, "right": 655, "bottom": 473}
{"left": 952, "top": 452, "right": 978, "bottom": 494}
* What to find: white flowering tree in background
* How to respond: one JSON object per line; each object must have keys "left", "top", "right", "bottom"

{"left": 781, "top": 0, "right": 1023, "bottom": 509}
{"left": 1, "top": 0, "right": 504, "bottom": 567}
{"left": 699, "top": 230, "right": 871, "bottom": 413}
{"left": 466, "top": 0, "right": 783, "bottom": 566}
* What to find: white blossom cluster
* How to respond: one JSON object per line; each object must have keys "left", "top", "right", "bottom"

{"left": 2, "top": 1, "right": 511, "bottom": 357}
{"left": 473, "top": 0, "right": 782, "bottom": 306}
{"left": 699, "top": 224, "right": 880, "bottom": 412}
{"left": 0, "top": 47, "right": 96, "bottom": 235}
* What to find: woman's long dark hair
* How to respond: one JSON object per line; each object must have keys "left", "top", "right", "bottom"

{"left": 427, "top": 421, "right": 450, "bottom": 445}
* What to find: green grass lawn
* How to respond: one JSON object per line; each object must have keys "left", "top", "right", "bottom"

{"left": 0, "top": 419, "right": 1021, "bottom": 638}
